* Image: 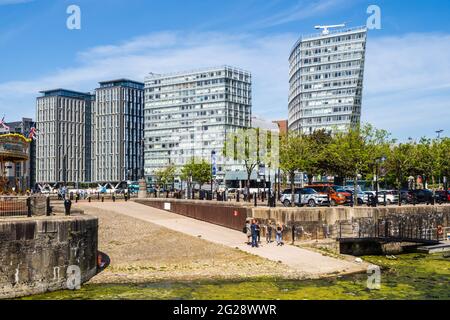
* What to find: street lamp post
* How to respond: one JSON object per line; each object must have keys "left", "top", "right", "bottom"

{"left": 211, "top": 150, "right": 216, "bottom": 200}
{"left": 436, "top": 130, "right": 444, "bottom": 189}
{"left": 375, "top": 156, "right": 387, "bottom": 207}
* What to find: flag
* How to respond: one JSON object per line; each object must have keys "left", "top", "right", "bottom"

{"left": 28, "top": 123, "right": 38, "bottom": 140}
{"left": 0, "top": 117, "right": 10, "bottom": 131}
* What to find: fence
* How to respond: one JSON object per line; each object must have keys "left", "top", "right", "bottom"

{"left": 339, "top": 212, "right": 446, "bottom": 243}
{"left": 0, "top": 196, "right": 28, "bottom": 217}
{"left": 0, "top": 196, "right": 49, "bottom": 217}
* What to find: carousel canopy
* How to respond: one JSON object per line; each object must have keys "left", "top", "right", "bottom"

{"left": 0, "top": 133, "right": 31, "bottom": 162}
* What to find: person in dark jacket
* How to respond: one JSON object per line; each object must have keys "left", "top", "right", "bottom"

{"left": 266, "top": 223, "right": 273, "bottom": 243}
{"left": 255, "top": 221, "right": 261, "bottom": 244}
{"left": 250, "top": 219, "right": 259, "bottom": 248}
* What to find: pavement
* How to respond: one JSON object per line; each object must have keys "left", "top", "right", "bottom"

{"left": 78, "top": 201, "right": 368, "bottom": 278}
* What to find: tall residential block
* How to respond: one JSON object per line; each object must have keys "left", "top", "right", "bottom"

{"left": 36, "top": 89, "right": 93, "bottom": 185}
{"left": 92, "top": 79, "right": 144, "bottom": 184}
{"left": 288, "top": 26, "right": 367, "bottom": 134}
{"left": 144, "top": 66, "right": 252, "bottom": 184}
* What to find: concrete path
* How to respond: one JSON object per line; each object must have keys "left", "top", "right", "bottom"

{"left": 79, "top": 202, "right": 367, "bottom": 278}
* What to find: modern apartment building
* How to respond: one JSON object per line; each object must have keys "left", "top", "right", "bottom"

{"left": 0, "top": 118, "right": 36, "bottom": 190}
{"left": 36, "top": 89, "right": 93, "bottom": 185}
{"left": 288, "top": 26, "right": 367, "bottom": 134}
{"left": 144, "top": 66, "right": 252, "bottom": 184}
{"left": 92, "top": 79, "right": 144, "bottom": 184}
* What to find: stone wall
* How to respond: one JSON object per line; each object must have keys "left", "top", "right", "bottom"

{"left": 251, "top": 205, "right": 450, "bottom": 242}
{"left": 132, "top": 198, "right": 450, "bottom": 243}
{"left": 0, "top": 215, "right": 98, "bottom": 299}
{"left": 135, "top": 199, "right": 251, "bottom": 231}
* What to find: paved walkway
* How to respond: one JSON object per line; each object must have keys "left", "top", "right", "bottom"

{"left": 79, "top": 201, "right": 367, "bottom": 278}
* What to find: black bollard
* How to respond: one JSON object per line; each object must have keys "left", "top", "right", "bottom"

{"left": 237, "top": 190, "right": 240, "bottom": 202}
{"left": 112, "top": 194, "right": 116, "bottom": 202}
{"left": 101, "top": 196, "right": 104, "bottom": 202}
{"left": 384, "top": 193, "right": 387, "bottom": 207}
{"left": 64, "top": 198, "right": 72, "bottom": 216}
{"left": 88, "top": 196, "right": 91, "bottom": 203}
{"left": 292, "top": 225, "right": 296, "bottom": 245}
{"left": 254, "top": 193, "right": 257, "bottom": 207}
{"left": 46, "top": 196, "right": 51, "bottom": 216}
{"left": 27, "top": 197, "right": 32, "bottom": 217}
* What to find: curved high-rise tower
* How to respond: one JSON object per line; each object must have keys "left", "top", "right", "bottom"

{"left": 288, "top": 26, "right": 367, "bottom": 134}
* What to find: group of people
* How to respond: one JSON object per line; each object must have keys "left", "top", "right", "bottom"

{"left": 245, "top": 219, "right": 284, "bottom": 247}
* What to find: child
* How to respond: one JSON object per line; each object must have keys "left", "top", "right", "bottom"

{"left": 276, "top": 223, "right": 284, "bottom": 246}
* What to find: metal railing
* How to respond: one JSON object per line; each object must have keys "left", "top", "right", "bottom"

{"left": 0, "top": 196, "right": 29, "bottom": 217}
{"left": 0, "top": 195, "right": 50, "bottom": 218}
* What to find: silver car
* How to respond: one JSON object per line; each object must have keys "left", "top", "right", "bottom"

{"left": 281, "top": 188, "right": 329, "bottom": 207}
{"left": 378, "top": 190, "right": 399, "bottom": 205}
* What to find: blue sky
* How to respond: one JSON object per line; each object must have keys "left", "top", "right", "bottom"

{"left": 1, "top": 0, "right": 449, "bottom": 140}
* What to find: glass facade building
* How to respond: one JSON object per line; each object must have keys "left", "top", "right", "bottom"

{"left": 92, "top": 79, "right": 144, "bottom": 184}
{"left": 144, "top": 66, "right": 252, "bottom": 184}
{"left": 288, "top": 26, "right": 367, "bottom": 134}
{"left": 36, "top": 89, "right": 93, "bottom": 184}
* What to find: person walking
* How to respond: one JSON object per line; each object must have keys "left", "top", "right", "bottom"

{"left": 251, "top": 219, "right": 259, "bottom": 248}
{"left": 266, "top": 222, "right": 273, "bottom": 244}
{"left": 276, "top": 223, "right": 284, "bottom": 246}
{"left": 255, "top": 221, "right": 261, "bottom": 244}
{"left": 245, "top": 219, "right": 252, "bottom": 245}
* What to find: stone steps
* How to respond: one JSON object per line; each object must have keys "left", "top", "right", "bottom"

{"left": 416, "top": 242, "right": 450, "bottom": 254}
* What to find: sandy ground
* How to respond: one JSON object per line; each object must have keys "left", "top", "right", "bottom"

{"left": 83, "top": 206, "right": 302, "bottom": 284}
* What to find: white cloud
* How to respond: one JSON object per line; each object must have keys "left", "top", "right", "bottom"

{"left": 364, "top": 33, "right": 450, "bottom": 95}
{"left": 252, "top": 0, "right": 347, "bottom": 27}
{"left": 0, "top": 31, "right": 297, "bottom": 121}
{"left": 0, "top": 31, "right": 449, "bottom": 140}
{"left": 362, "top": 32, "right": 450, "bottom": 139}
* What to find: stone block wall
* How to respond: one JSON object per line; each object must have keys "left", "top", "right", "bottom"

{"left": 0, "top": 215, "right": 98, "bottom": 299}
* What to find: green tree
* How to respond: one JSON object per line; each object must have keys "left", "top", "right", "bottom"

{"left": 279, "top": 132, "right": 312, "bottom": 207}
{"left": 322, "top": 124, "right": 382, "bottom": 204}
{"left": 437, "top": 138, "right": 450, "bottom": 187}
{"left": 154, "top": 165, "right": 176, "bottom": 190}
{"left": 414, "top": 138, "right": 445, "bottom": 189}
{"left": 305, "top": 129, "right": 333, "bottom": 184}
{"left": 181, "top": 158, "right": 212, "bottom": 191}
{"left": 224, "top": 128, "right": 278, "bottom": 201}
{"left": 385, "top": 142, "right": 416, "bottom": 204}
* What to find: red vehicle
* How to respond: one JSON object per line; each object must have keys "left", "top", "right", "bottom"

{"left": 307, "top": 184, "right": 351, "bottom": 206}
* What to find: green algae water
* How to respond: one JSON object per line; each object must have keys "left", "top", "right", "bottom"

{"left": 21, "top": 253, "right": 450, "bottom": 300}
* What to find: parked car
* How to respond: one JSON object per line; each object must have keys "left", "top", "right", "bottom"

{"left": 279, "top": 188, "right": 301, "bottom": 207}
{"left": 405, "top": 189, "right": 434, "bottom": 204}
{"left": 336, "top": 188, "right": 365, "bottom": 205}
{"left": 280, "top": 188, "right": 329, "bottom": 207}
{"left": 377, "top": 190, "right": 399, "bottom": 205}
{"left": 307, "top": 184, "right": 351, "bottom": 206}
{"left": 364, "top": 191, "right": 376, "bottom": 203}
{"left": 434, "top": 190, "right": 448, "bottom": 204}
